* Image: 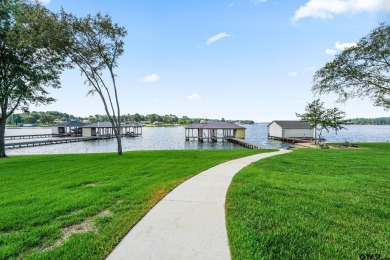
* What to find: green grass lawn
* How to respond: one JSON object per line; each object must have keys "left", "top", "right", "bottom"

{"left": 226, "top": 143, "right": 390, "bottom": 259}
{"left": 0, "top": 149, "right": 270, "bottom": 259}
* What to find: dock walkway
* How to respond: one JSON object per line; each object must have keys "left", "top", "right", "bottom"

{"left": 268, "top": 135, "right": 323, "bottom": 143}
{"left": 5, "top": 136, "right": 113, "bottom": 149}
{"left": 226, "top": 138, "right": 263, "bottom": 149}
{"left": 5, "top": 131, "right": 144, "bottom": 149}
{"left": 5, "top": 134, "right": 60, "bottom": 140}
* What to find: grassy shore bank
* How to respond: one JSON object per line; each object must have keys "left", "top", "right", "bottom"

{"left": 226, "top": 143, "right": 389, "bottom": 259}
{"left": 0, "top": 149, "right": 270, "bottom": 259}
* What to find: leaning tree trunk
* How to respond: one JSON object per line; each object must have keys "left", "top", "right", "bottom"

{"left": 0, "top": 117, "right": 7, "bottom": 158}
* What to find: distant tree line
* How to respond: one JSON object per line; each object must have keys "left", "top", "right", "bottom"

{"left": 6, "top": 111, "right": 76, "bottom": 125}
{"left": 348, "top": 117, "right": 390, "bottom": 125}
{"left": 6, "top": 111, "right": 255, "bottom": 126}
{"left": 9, "top": 111, "right": 390, "bottom": 126}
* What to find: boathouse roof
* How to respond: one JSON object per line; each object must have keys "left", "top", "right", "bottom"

{"left": 186, "top": 122, "right": 245, "bottom": 130}
{"left": 268, "top": 120, "right": 312, "bottom": 129}
{"left": 55, "top": 121, "right": 86, "bottom": 127}
{"left": 83, "top": 122, "right": 142, "bottom": 128}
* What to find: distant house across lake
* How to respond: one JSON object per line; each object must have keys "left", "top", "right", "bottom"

{"left": 268, "top": 120, "right": 313, "bottom": 139}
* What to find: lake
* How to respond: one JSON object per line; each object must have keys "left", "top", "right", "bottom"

{"left": 5, "top": 124, "right": 390, "bottom": 155}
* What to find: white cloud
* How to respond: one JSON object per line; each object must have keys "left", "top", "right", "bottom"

{"left": 140, "top": 74, "right": 160, "bottom": 83}
{"left": 228, "top": 3, "right": 234, "bottom": 7}
{"left": 207, "top": 32, "right": 231, "bottom": 45}
{"left": 288, "top": 72, "right": 298, "bottom": 77}
{"left": 304, "top": 66, "right": 316, "bottom": 71}
{"left": 292, "top": 0, "right": 390, "bottom": 21}
{"left": 325, "top": 48, "right": 337, "bottom": 55}
{"left": 335, "top": 41, "right": 357, "bottom": 50}
{"left": 324, "top": 41, "right": 357, "bottom": 56}
{"left": 187, "top": 93, "right": 201, "bottom": 101}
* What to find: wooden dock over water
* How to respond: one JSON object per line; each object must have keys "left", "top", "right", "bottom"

{"left": 5, "top": 134, "right": 62, "bottom": 140}
{"left": 5, "top": 136, "right": 113, "bottom": 149}
{"left": 268, "top": 135, "right": 323, "bottom": 143}
{"left": 226, "top": 138, "right": 263, "bottom": 149}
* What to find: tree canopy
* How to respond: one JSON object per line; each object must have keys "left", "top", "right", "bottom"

{"left": 313, "top": 23, "right": 390, "bottom": 110}
{"left": 296, "top": 99, "right": 348, "bottom": 144}
{"left": 0, "top": 1, "right": 127, "bottom": 156}
{"left": 0, "top": 0, "right": 68, "bottom": 157}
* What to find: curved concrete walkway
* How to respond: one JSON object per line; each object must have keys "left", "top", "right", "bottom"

{"left": 107, "top": 150, "right": 291, "bottom": 260}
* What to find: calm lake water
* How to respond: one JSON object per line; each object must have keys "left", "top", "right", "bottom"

{"left": 5, "top": 124, "right": 390, "bottom": 155}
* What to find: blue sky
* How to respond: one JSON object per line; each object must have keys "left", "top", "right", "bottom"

{"left": 35, "top": 0, "right": 390, "bottom": 122}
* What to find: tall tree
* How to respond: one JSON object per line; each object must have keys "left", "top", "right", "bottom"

{"left": 313, "top": 23, "right": 390, "bottom": 110}
{"left": 59, "top": 11, "right": 127, "bottom": 155}
{"left": 296, "top": 99, "right": 348, "bottom": 144}
{"left": 0, "top": 0, "right": 67, "bottom": 157}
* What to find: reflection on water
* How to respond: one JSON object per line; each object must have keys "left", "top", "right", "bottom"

{"left": 5, "top": 124, "right": 390, "bottom": 155}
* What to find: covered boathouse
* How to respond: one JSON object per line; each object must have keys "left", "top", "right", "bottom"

{"left": 268, "top": 120, "right": 313, "bottom": 138}
{"left": 82, "top": 122, "right": 142, "bottom": 137}
{"left": 52, "top": 121, "right": 86, "bottom": 136}
{"left": 267, "top": 120, "right": 317, "bottom": 143}
{"left": 185, "top": 121, "right": 246, "bottom": 142}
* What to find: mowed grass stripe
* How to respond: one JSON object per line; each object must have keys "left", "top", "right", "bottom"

{"left": 0, "top": 149, "right": 272, "bottom": 259}
{"left": 226, "top": 143, "right": 389, "bottom": 259}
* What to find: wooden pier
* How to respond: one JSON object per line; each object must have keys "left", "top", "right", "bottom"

{"left": 268, "top": 135, "right": 324, "bottom": 143}
{"left": 5, "top": 134, "right": 61, "bottom": 140}
{"left": 226, "top": 138, "right": 263, "bottom": 149}
{"left": 5, "top": 136, "right": 113, "bottom": 149}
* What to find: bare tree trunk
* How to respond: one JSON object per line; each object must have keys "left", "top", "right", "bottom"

{"left": 115, "top": 122, "right": 122, "bottom": 155}
{"left": 116, "top": 139, "right": 122, "bottom": 155}
{"left": 116, "top": 129, "right": 122, "bottom": 155}
{"left": 0, "top": 117, "right": 7, "bottom": 158}
{"left": 318, "top": 130, "right": 323, "bottom": 144}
